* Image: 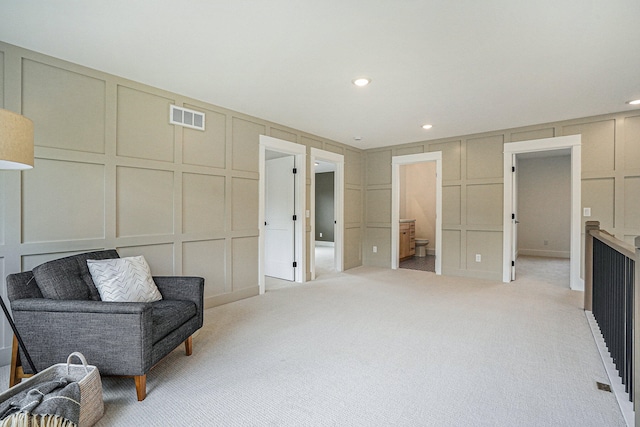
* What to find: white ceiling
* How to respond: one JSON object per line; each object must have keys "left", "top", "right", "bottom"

{"left": 1, "top": 1, "right": 639, "bottom": 150}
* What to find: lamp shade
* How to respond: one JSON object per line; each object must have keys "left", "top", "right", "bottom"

{"left": 0, "top": 108, "right": 34, "bottom": 170}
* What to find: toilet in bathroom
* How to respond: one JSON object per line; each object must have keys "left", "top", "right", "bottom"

{"left": 415, "top": 238, "right": 429, "bottom": 257}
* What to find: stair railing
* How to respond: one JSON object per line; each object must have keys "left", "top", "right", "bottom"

{"left": 584, "top": 220, "right": 639, "bottom": 410}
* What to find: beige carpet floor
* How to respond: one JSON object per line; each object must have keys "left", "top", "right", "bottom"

{"left": 1, "top": 258, "right": 627, "bottom": 426}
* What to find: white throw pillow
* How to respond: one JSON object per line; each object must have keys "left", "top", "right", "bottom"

{"left": 87, "top": 256, "right": 163, "bottom": 303}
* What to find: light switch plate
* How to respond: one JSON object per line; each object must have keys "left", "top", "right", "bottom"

{"left": 583, "top": 207, "right": 591, "bottom": 217}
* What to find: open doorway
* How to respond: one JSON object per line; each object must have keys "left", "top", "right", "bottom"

{"left": 502, "top": 135, "right": 582, "bottom": 290}
{"left": 259, "top": 135, "right": 306, "bottom": 294}
{"left": 313, "top": 160, "right": 336, "bottom": 277}
{"left": 398, "top": 162, "right": 437, "bottom": 272}
{"left": 514, "top": 150, "right": 571, "bottom": 288}
{"left": 391, "top": 152, "right": 442, "bottom": 274}
{"left": 309, "top": 148, "right": 344, "bottom": 280}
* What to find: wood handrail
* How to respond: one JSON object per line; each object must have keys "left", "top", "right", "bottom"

{"left": 590, "top": 229, "right": 636, "bottom": 259}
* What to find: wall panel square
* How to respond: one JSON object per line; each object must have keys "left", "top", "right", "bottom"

{"left": 466, "top": 135, "right": 504, "bottom": 179}
{"left": 466, "top": 184, "right": 503, "bottom": 226}
{"left": 231, "top": 177, "right": 258, "bottom": 231}
{"left": 366, "top": 189, "right": 391, "bottom": 223}
{"left": 232, "top": 117, "right": 264, "bottom": 173}
{"left": 366, "top": 150, "right": 392, "bottom": 185}
{"left": 232, "top": 237, "right": 258, "bottom": 290}
{"left": 183, "top": 239, "right": 226, "bottom": 298}
{"left": 269, "top": 128, "right": 297, "bottom": 143}
{"left": 345, "top": 149, "right": 362, "bottom": 186}
{"left": 624, "top": 115, "right": 640, "bottom": 170}
{"left": 430, "top": 140, "right": 461, "bottom": 180}
{"left": 344, "top": 227, "right": 362, "bottom": 269}
{"left": 324, "top": 143, "right": 344, "bottom": 155}
{"left": 363, "top": 227, "right": 390, "bottom": 267}
{"left": 116, "top": 86, "right": 175, "bottom": 162}
{"left": 22, "top": 159, "right": 105, "bottom": 243}
{"left": 563, "top": 120, "right": 615, "bottom": 172}
{"left": 301, "top": 136, "right": 322, "bottom": 150}
{"left": 116, "top": 167, "right": 174, "bottom": 237}
{"left": 396, "top": 146, "right": 424, "bottom": 156}
{"left": 624, "top": 176, "right": 640, "bottom": 229}
{"left": 183, "top": 105, "right": 226, "bottom": 168}
{"left": 345, "top": 188, "right": 362, "bottom": 224}
{"left": 582, "top": 178, "right": 614, "bottom": 230}
{"left": 118, "top": 243, "right": 174, "bottom": 276}
{"left": 510, "top": 128, "right": 554, "bottom": 142}
{"left": 442, "top": 230, "right": 461, "bottom": 270}
{"left": 466, "top": 231, "right": 502, "bottom": 272}
{"left": 22, "top": 60, "right": 105, "bottom": 153}
{"left": 183, "top": 173, "right": 225, "bottom": 233}
{"left": 443, "top": 186, "right": 461, "bottom": 226}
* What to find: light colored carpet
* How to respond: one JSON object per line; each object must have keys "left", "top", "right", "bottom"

{"left": 1, "top": 262, "right": 626, "bottom": 426}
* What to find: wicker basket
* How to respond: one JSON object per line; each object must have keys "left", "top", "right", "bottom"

{"left": 0, "top": 352, "right": 103, "bottom": 427}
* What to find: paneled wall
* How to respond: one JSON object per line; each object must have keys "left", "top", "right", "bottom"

{"left": 0, "top": 42, "right": 364, "bottom": 362}
{"left": 364, "top": 112, "right": 640, "bottom": 280}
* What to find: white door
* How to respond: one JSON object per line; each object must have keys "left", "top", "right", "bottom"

{"left": 265, "top": 156, "right": 296, "bottom": 281}
{"left": 510, "top": 155, "right": 518, "bottom": 280}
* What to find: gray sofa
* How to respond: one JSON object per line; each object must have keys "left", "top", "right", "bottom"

{"left": 6, "top": 250, "right": 204, "bottom": 401}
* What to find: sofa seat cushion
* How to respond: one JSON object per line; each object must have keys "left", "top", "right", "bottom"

{"left": 32, "top": 250, "right": 120, "bottom": 301}
{"left": 152, "top": 300, "right": 197, "bottom": 344}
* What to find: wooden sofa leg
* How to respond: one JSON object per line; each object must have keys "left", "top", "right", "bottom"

{"left": 185, "top": 336, "right": 193, "bottom": 356}
{"left": 9, "top": 335, "right": 19, "bottom": 388}
{"left": 135, "top": 375, "right": 147, "bottom": 401}
{"left": 9, "top": 335, "right": 32, "bottom": 388}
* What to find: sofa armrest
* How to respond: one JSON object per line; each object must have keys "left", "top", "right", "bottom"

{"left": 11, "top": 298, "right": 150, "bottom": 314}
{"left": 153, "top": 276, "right": 204, "bottom": 327}
{"left": 10, "top": 299, "right": 153, "bottom": 376}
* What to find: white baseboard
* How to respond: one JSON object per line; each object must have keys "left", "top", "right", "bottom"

{"left": 518, "top": 249, "right": 570, "bottom": 259}
{"left": 315, "top": 241, "right": 335, "bottom": 247}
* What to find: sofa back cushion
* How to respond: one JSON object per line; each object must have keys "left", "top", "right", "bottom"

{"left": 32, "top": 250, "right": 120, "bottom": 300}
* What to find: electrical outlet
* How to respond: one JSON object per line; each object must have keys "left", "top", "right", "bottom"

{"left": 319, "top": 232, "right": 322, "bottom": 237}
{"left": 475, "top": 254, "right": 481, "bottom": 262}
{"left": 544, "top": 240, "right": 548, "bottom": 246}
{"left": 373, "top": 246, "right": 378, "bottom": 253}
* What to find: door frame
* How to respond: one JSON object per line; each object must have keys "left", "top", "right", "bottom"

{"left": 391, "top": 152, "right": 442, "bottom": 274}
{"left": 502, "top": 134, "right": 582, "bottom": 289}
{"left": 259, "top": 135, "right": 306, "bottom": 294}
{"left": 309, "top": 148, "right": 344, "bottom": 279}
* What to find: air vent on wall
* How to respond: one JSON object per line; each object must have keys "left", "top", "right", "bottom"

{"left": 170, "top": 105, "right": 205, "bottom": 131}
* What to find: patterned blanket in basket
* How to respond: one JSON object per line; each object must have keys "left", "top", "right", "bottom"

{"left": 0, "top": 377, "right": 80, "bottom": 427}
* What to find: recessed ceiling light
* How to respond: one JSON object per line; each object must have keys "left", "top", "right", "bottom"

{"left": 627, "top": 99, "right": 640, "bottom": 105}
{"left": 422, "top": 124, "right": 433, "bottom": 130}
{"left": 354, "top": 136, "right": 363, "bottom": 141}
{"left": 314, "top": 162, "right": 319, "bottom": 166}
{"left": 352, "top": 78, "right": 371, "bottom": 87}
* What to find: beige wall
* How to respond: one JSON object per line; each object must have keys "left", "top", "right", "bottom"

{"left": 364, "top": 112, "right": 640, "bottom": 280}
{"left": 399, "top": 162, "right": 436, "bottom": 253}
{"left": 0, "top": 41, "right": 365, "bottom": 361}
{"left": 517, "top": 155, "right": 571, "bottom": 258}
